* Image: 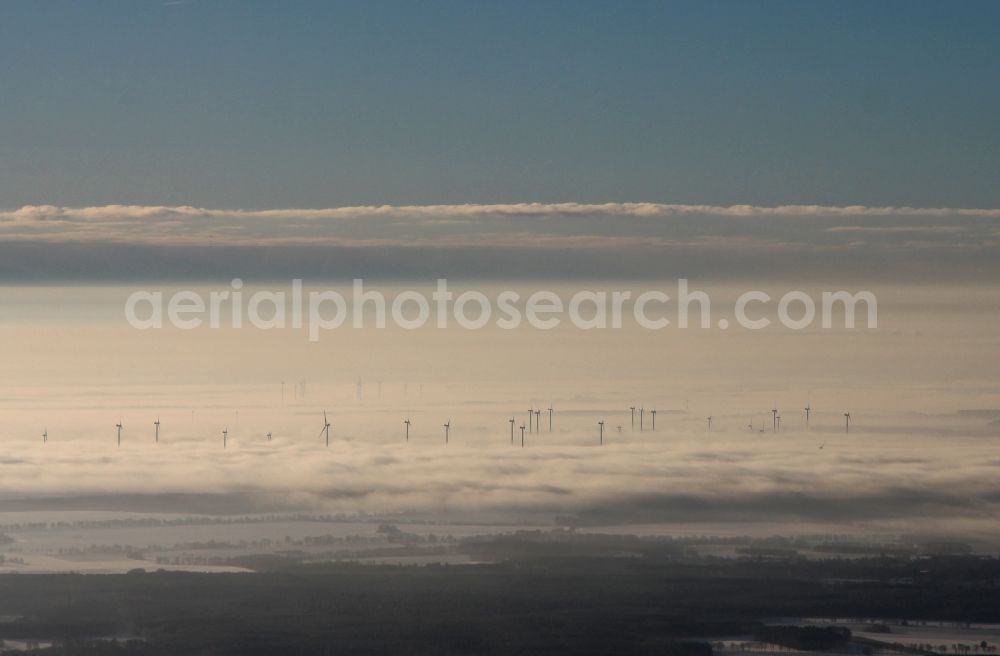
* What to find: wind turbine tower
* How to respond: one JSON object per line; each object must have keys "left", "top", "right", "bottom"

{"left": 116, "top": 421, "right": 124, "bottom": 447}
{"left": 598, "top": 420, "right": 605, "bottom": 445}
{"left": 321, "top": 411, "right": 332, "bottom": 447}
{"left": 154, "top": 417, "right": 160, "bottom": 443}
{"left": 404, "top": 418, "right": 411, "bottom": 442}
{"left": 844, "top": 412, "right": 851, "bottom": 434}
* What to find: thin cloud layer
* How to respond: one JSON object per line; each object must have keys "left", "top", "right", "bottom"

{"left": 1, "top": 203, "right": 998, "bottom": 280}
{"left": 6, "top": 203, "right": 1000, "bottom": 223}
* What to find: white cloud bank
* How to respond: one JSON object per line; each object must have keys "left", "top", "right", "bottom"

{"left": 4, "top": 202, "right": 1000, "bottom": 223}
{"left": 0, "top": 202, "right": 997, "bottom": 280}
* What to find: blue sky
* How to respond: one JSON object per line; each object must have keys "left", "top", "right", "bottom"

{"left": 2, "top": 0, "right": 999, "bottom": 209}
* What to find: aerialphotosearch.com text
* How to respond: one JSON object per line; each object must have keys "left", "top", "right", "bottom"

{"left": 124, "top": 279, "right": 878, "bottom": 341}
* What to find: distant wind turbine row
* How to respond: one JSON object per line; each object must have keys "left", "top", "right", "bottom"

{"left": 738, "top": 403, "right": 837, "bottom": 437}
{"left": 38, "top": 401, "right": 853, "bottom": 446}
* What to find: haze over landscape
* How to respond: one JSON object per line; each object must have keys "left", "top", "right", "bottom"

{"left": 1, "top": 280, "right": 998, "bottom": 560}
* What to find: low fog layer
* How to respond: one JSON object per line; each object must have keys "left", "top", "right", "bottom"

{"left": 0, "top": 283, "right": 998, "bottom": 544}
{"left": 0, "top": 410, "right": 999, "bottom": 543}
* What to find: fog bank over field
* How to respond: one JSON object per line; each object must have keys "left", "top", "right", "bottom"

{"left": 0, "top": 282, "right": 998, "bottom": 543}
{"left": 0, "top": 423, "right": 999, "bottom": 543}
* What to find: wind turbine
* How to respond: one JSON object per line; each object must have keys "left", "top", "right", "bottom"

{"left": 527, "top": 407, "right": 534, "bottom": 434}
{"left": 776, "top": 416, "right": 781, "bottom": 433}
{"left": 629, "top": 406, "right": 636, "bottom": 430}
{"left": 651, "top": 409, "right": 657, "bottom": 431}
{"left": 598, "top": 420, "right": 605, "bottom": 445}
{"left": 266, "top": 431, "right": 272, "bottom": 441}
{"left": 706, "top": 416, "right": 712, "bottom": 432}
{"left": 404, "top": 418, "right": 411, "bottom": 442}
{"left": 547, "top": 406, "right": 553, "bottom": 432}
{"left": 154, "top": 417, "right": 160, "bottom": 443}
{"left": 320, "top": 411, "right": 331, "bottom": 447}
{"left": 116, "top": 421, "right": 124, "bottom": 447}
{"left": 444, "top": 420, "right": 451, "bottom": 444}
{"left": 804, "top": 403, "right": 811, "bottom": 426}
{"left": 534, "top": 409, "right": 541, "bottom": 434}
{"left": 509, "top": 417, "right": 515, "bottom": 445}
{"left": 520, "top": 424, "right": 526, "bottom": 448}
{"left": 771, "top": 406, "right": 778, "bottom": 433}
{"left": 640, "top": 407, "right": 644, "bottom": 431}
{"left": 223, "top": 427, "right": 228, "bottom": 448}
{"left": 844, "top": 412, "right": 851, "bottom": 434}
{"left": 42, "top": 428, "right": 47, "bottom": 443}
